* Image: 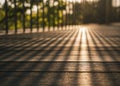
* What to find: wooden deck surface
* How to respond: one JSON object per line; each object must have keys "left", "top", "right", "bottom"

{"left": 0, "top": 24, "right": 120, "bottom": 86}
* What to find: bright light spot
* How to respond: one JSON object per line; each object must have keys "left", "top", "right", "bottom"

{"left": 67, "top": 0, "right": 99, "bottom": 3}
{"left": 54, "top": 1, "right": 58, "bottom": 6}
{"left": 80, "top": 27, "right": 87, "bottom": 46}
{"left": 0, "top": 0, "right": 5, "bottom": 7}
{"left": 67, "top": 0, "right": 82, "bottom": 3}
{"left": 26, "top": 6, "right": 38, "bottom": 14}
{"left": 79, "top": 27, "right": 89, "bottom": 61}
{"left": 112, "top": 0, "right": 120, "bottom": 7}
{"left": 32, "top": 6, "right": 37, "bottom": 12}
{"left": 0, "top": 0, "right": 5, "bottom": 4}
{"left": 26, "top": 10, "right": 31, "bottom": 14}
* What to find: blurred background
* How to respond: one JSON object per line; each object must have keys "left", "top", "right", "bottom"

{"left": 0, "top": 0, "right": 120, "bottom": 34}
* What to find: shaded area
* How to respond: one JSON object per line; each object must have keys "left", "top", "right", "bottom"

{"left": 0, "top": 24, "right": 120, "bottom": 61}
{"left": 0, "top": 72, "right": 120, "bottom": 86}
{"left": 0, "top": 24, "right": 120, "bottom": 86}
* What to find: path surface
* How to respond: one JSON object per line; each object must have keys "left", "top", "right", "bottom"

{"left": 0, "top": 24, "right": 120, "bottom": 86}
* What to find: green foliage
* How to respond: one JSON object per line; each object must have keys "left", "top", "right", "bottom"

{"left": 0, "top": 0, "right": 120, "bottom": 30}
{"left": 0, "top": 0, "right": 66, "bottom": 30}
{"left": 0, "top": 10, "right": 5, "bottom": 21}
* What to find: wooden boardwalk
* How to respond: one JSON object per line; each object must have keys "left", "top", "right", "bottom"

{"left": 0, "top": 24, "right": 120, "bottom": 86}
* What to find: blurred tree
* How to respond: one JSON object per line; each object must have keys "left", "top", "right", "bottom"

{"left": 0, "top": 0, "right": 66, "bottom": 30}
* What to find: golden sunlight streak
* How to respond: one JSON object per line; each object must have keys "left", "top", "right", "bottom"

{"left": 80, "top": 27, "right": 87, "bottom": 47}
{"left": 79, "top": 27, "right": 90, "bottom": 61}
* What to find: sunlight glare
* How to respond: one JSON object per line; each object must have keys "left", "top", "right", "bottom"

{"left": 80, "top": 27, "right": 89, "bottom": 61}
{"left": 67, "top": 0, "right": 99, "bottom": 3}
{"left": 0, "top": 0, "right": 4, "bottom": 4}
{"left": 112, "top": 0, "right": 120, "bottom": 7}
{"left": 80, "top": 27, "right": 87, "bottom": 47}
